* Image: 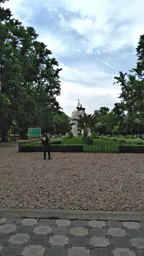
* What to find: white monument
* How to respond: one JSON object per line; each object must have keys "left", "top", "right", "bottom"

{"left": 70, "top": 100, "right": 91, "bottom": 137}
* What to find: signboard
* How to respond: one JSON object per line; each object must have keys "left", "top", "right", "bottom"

{"left": 28, "top": 127, "right": 41, "bottom": 138}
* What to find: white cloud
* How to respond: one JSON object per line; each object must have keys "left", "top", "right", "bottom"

{"left": 60, "top": 63, "right": 114, "bottom": 85}
{"left": 38, "top": 33, "right": 83, "bottom": 57}
{"left": 3, "top": 0, "right": 33, "bottom": 25}
{"left": 58, "top": 80, "right": 121, "bottom": 116}
{"left": 38, "top": 33, "right": 67, "bottom": 55}
{"left": 57, "top": 62, "right": 120, "bottom": 115}
{"left": 60, "top": 0, "right": 144, "bottom": 52}
{"left": 4, "top": 0, "right": 23, "bottom": 10}
{"left": 3, "top": 0, "right": 142, "bottom": 115}
{"left": 86, "top": 48, "right": 93, "bottom": 54}
{"left": 48, "top": 7, "right": 58, "bottom": 12}
{"left": 5, "top": 0, "right": 144, "bottom": 53}
{"left": 102, "top": 61, "right": 112, "bottom": 68}
{"left": 61, "top": 0, "right": 110, "bottom": 18}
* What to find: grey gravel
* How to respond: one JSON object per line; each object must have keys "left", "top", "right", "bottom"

{"left": 0, "top": 145, "right": 144, "bottom": 211}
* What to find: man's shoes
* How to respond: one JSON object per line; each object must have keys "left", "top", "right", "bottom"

{"left": 43, "top": 158, "right": 46, "bottom": 160}
{"left": 48, "top": 158, "right": 52, "bottom": 160}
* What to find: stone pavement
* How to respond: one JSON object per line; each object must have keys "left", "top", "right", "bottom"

{"left": 0, "top": 218, "right": 144, "bottom": 256}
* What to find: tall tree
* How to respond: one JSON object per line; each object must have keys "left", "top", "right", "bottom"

{"left": 53, "top": 112, "right": 71, "bottom": 135}
{"left": 0, "top": 4, "right": 62, "bottom": 141}
{"left": 94, "top": 107, "right": 117, "bottom": 134}
{"left": 114, "top": 35, "right": 144, "bottom": 134}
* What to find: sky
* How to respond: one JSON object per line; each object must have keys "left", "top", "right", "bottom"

{"left": 3, "top": 0, "right": 144, "bottom": 116}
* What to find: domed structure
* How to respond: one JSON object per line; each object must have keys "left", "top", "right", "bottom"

{"left": 70, "top": 99, "right": 85, "bottom": 137}
{"left": 71, "top": 109, "right": 79, "bottom": 120}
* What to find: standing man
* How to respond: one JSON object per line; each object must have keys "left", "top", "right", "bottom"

{"left": 41, "top": 132, "right": 51, "bottom": 160}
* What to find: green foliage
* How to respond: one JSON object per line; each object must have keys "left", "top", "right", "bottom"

{"left": 20, "top": 136, "right": 144, "bottom": 153}
{"left": 0, "top": 4, "right": 62, "bottom": 141}
{"left": 1, "top": 0, "right": 144, "bottom": 141}
{"left": 95, "top": 122, "right": 105, "bottom": 134}
{"left": 91, "top": 131, "right": 96, "bottom": 137}
{"left": 53, "top": 112, "right": 71, "bottom": 135}
{"left": 118, "top": 139, "right": 126, "bottom": 143}
{"left": 20, "top": 140, "right": 61, "bottom": 147}
{"left": 67, "top": 131, "right": 73, "bottom": 138}
{"left": 93, "top": 35, "right": 144, "bottom": 136}
{"left": 75, "top": 113, "right": 95, "bottom": 138}
{"left": 94, "top": 108, "right": 118, "bottom": 135}
{"left": 85, "top": 137, "right": 93, "bottom": 145}
{"left": 114, "top": 35, "right": 144, "bottom": 135}
{"left": 112, "top": 125, "right": 119, "bottom": 135}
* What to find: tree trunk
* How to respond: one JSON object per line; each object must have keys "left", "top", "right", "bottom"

{"left": 84, "top": 127, "right": 88, "bottom": 138}
{"left": 19, "top": 130, "right": 28, "bottom": 140}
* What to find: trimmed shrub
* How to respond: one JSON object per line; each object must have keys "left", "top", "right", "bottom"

{"left": 68, "top": 131, "right": 73, "bottom": 138}
{"left": 119, "top": 146, "right": 144, "bottom": 153}
{"left": 119, "top": 139, "right": 126, "bottom": 143}
{"left": 86, "top": 137, "right": 93, "bottom": 145}
{"left": 136, "top": 141, "right": 144, "bottom": 145}
{"left": 91, "top": 131, "right": 96, "bottom": 138}
{"left": 51, "top": 141, "right": 61, "bottom": 144}
{"left": 19, "top": 144, "right": 83, "bottom": 152}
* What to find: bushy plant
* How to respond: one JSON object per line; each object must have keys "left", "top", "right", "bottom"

{"left": 136, "top": 141, "right": 144, "bottom": 145}
{"left": 51, "top": 140, "right": 61, "bottom": 144}
{"left": 68, "top": 131, "right": 73, "bottom": 138}
{"left": 119, "top": 139, "right": 126, "bottom": 143}
{"left": 112, "top": 126, "right": 119, "bottom": 135}
{"left": 85, "top": 137, "right": 93, "bottom": 145}
{"left": 91, "top": 131, "right": 96, "bottom": 138}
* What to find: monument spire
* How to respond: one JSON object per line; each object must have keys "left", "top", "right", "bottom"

{"left": 77, "top": 99, "right": 80, "bottom": 107}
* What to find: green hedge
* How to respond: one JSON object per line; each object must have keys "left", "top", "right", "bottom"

{"left": 19, "top": 141, "right": 144, "bottom": 153}
{"left": 119, "top": 146, "right": 144, "bottom": 153}
{"left": 19, "top": 144, "right": 83, "bottom": 152}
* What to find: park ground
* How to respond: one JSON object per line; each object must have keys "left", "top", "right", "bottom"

{"left": 0, "top": 144, "right": 144, "bottom": 211}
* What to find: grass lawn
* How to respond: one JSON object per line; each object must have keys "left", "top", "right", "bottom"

{"left": 62, "top": 136, "right": 144, "bottom": 152}
{"left": 62, "top": 137, "right": 121, "bottom": 152}
{"left": 62, "top": 137, "right": 120, "bottom": 144}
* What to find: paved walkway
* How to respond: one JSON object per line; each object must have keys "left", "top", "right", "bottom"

{"left": 0, "top": 218, "right": 144, "bottom": 256}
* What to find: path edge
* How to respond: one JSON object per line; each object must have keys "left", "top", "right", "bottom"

{"left": 0, "top": 209, "right": 144, "bottom": 221}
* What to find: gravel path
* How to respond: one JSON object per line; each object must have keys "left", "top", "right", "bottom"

{"left": 0, "top": 145, "right": 144, "bottom": 211}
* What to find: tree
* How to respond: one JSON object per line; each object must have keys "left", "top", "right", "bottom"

{"left": 76, "top": 113, "right": 95, "bottom": 138}
{"left": 95, "top": 122, "right": 105, "bottom": 134}
{"left": 112, "top": 125, "right": 119, "bottom": 135}
{"left": 99, "top": 107, "right": 110, "bottom": 116}
{"left": 94, "top": 107, "right": 117, "bottom": 134}
{"left": 0, "top": 4, "right": 62, "bottom": 140}
{"left": 111, "top": 103, "right": 126, "bottom": 134}
{"left": 114, "top": 35, "right": 144, "bottom": 134}
{"left": 53, "top": 112, "right": 71, "bottom": 135}
{"left": 94, "top": 107, "right": 109, "bottom": 119}
{"left": 102, "top": 112, "right": 117, "bottom": 134}
{"left": 133, "top": 34, "right": 144, "bottom": 79}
